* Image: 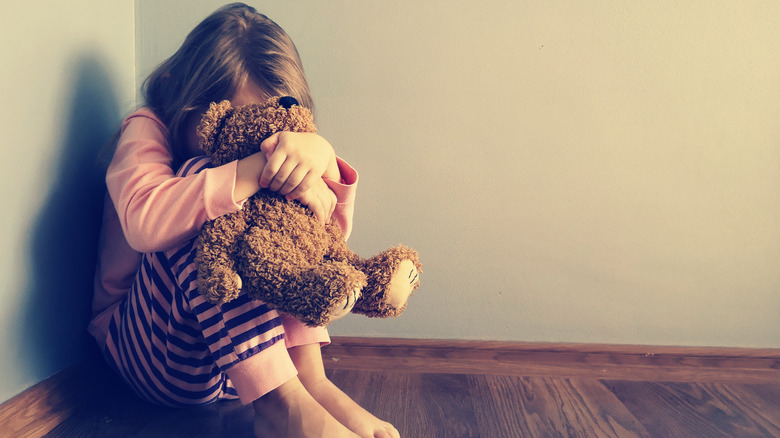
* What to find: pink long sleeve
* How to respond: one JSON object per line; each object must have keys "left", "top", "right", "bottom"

{"left": 106, "top": 109, "right": 244, "bottom": 253}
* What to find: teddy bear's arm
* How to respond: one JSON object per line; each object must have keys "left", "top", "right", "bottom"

{"left": 196, "top": 210, "right": 249, "bottom": 304}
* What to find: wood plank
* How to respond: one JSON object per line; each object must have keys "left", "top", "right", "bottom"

{"left": 322, "top": 337, "right": 780, "bottom": 383}
{"left": 468, "top": 375, "right": 651, "bottom": 438}
{"left": 726, "top": 383, "right": 780, "bottom": 434}
{"left": 0, "top": 366, "right": 85, "bottom": 438}
{"left": 602, "top": 380, "right": 780, "bottom": 438}
{"left": 327, "top": 369, "right": 481, "bottom": 438}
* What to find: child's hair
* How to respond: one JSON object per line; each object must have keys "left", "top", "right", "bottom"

{"left": 142, "top": 2, "right": 313, "bottom": 165}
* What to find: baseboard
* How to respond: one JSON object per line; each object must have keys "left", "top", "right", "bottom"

{"left": 322, "top": 336, "right": 780, "bottom": 384}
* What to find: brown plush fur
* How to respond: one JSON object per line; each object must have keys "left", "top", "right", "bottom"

{"left": 195, "top": 96, "right": 421, "bottom": 326}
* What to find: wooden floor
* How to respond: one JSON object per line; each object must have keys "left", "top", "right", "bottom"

{"left": 6, "top": 337, "right": 780, "bottom": 438}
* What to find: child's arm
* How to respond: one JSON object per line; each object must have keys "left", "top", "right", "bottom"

{"left": 234, "top": 151, "right": 269, "bottom": 201}
{"left": 108, "top": 112, "right": 348, "bottom": 253}
{"left": 107, "top": 112, "right": 245, "bottom": 252}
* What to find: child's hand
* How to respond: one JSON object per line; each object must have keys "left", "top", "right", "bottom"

{"left": 287, "top": 179, "right": 337, "bottom": 224}
{"left": 260, "top": 132, "right": 336, "bottom": 199}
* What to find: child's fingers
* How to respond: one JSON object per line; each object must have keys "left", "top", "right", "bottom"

{"left": 283, "top": 171, "right": 320, "bottom": 199}
{"left": 289, "top": 182, "right": 336, "bottom": 224}
{"left": 279, "top": 166, "right": 311, "bottom": 196}
{"left": 265, "top": 157, "right": 297, "bottom": 191}
{"left": 308, "top": 191, "right": 329, "bottom": 224}
{"left": 327, "top": 189, "right": 336, "bottom": 219}
{"left": 258, "top": 133, "right": 285, "bottom": 188}
{"left": 259, "top": 132, "right": 280, "bottom": 157}
{"left": 319, "top": 187, "right": 336, "bottom": 223}
{"left": 259, "top": 151, "right": 284, "bottom": 188}
{"left": 318, "top": 191, "right": 336, "bottom": 224}
{"left": 308, "top": 197, "right": 326, "bottom": 224}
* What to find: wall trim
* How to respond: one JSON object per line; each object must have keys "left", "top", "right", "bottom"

{"left": 322, "top": 336, "right": 780, "bottom": 383}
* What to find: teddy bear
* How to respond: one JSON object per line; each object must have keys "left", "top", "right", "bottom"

{"left": 195, "top": 96, "right": 422, "bottom": 327}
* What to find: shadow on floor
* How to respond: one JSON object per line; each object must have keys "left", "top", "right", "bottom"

{"left": 46, "top": 354, "right": 256, "bottom": 438}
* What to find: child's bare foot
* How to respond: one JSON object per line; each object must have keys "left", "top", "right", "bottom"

{"left": 253, "top": 377, "right": 359, "bottom": 438}
{"left": 306, "top": 378, "right": 400, "bottom": 438}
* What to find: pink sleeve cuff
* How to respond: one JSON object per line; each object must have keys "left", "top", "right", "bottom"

{"left": 225, "top": 340, "right": 298, "bottom": 404}
{"left": 324, "top": 157, "right": 358, "bottom": 240}
{"left": 224, "top": 316, "right": 330, "bottom": 404}
{"left": 324, "top": 157, "right": 358, "bottom": 201}
{"left": 280, "top": 313, "right": 331, "bottom": 349}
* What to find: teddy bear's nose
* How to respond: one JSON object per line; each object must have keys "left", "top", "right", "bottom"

{"left": 279, "top": 96, "right": 298, "bottom": 109}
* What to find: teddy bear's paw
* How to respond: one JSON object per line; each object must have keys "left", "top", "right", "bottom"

{"left": 328, "top": 287, "right": 362, "bottom": 322}
{"left": 385, "top": 259, "right": 420, "bottom": 310}
{"left": 310, "top": 263, "right": 366, "bottom": 324}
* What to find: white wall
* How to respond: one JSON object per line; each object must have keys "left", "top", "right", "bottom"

{"left": 0, "top": 2, "right": 135, "bottom": 403}
{"left": 142, "top": 1, "right": 778, "bottom": 349}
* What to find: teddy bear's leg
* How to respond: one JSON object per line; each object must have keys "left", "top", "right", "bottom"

{"left": 286, "top": 261, "right": 368, "bottom": 325}
{"left": 238, "top": 227, "right": 368, "bottom": 326}
{"left": 352, "top": 245, "right": 422, "bottom": 318}
{"left": 196, "top": 211, "right": 248, "bottom": 305}
{"left": 322, "top": 222, "right": 361, "bottom": 265}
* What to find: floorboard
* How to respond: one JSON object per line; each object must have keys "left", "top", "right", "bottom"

{"left": 603, "top": 381, "right": 780, "bottom": 438}
{"left": 468, "top": 375, "right": 650, "bottom": 438}
{"left": 327, "top": 370, "right": 481, "bottom": 438}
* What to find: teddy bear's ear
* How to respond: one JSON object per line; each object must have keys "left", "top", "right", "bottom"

{"left": 278, "top": 96, "right": 299, "bottom": 109}
{"left": 197, "top": 100, "right": 234, "bottom": 154}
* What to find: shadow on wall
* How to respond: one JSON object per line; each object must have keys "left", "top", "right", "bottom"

{"left": 20, "top": 52, "right": 121, "bottom": 378}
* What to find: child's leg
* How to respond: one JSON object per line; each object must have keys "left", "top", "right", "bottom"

{"left": 104, "top": 241, "right": 292, "bottom": 407}
{"left": 288, "top": 343, "right": 401, "bottom": 438}
{"left": 103, "top": 246, "right": 248, "bottom": 406}
{"left": 251, "top": 376, "right": 358, "bottom": 438}
{"left": 250, "top": 314, "right": 358, "bottom": 437}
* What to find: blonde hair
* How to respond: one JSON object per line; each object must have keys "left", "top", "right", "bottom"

{"left": 142, "top": 3, "right": 313, "bottom": 165}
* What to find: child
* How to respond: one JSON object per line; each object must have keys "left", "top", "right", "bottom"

{"left": 88, "top": 4, "right": 399, "bottom": 437}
